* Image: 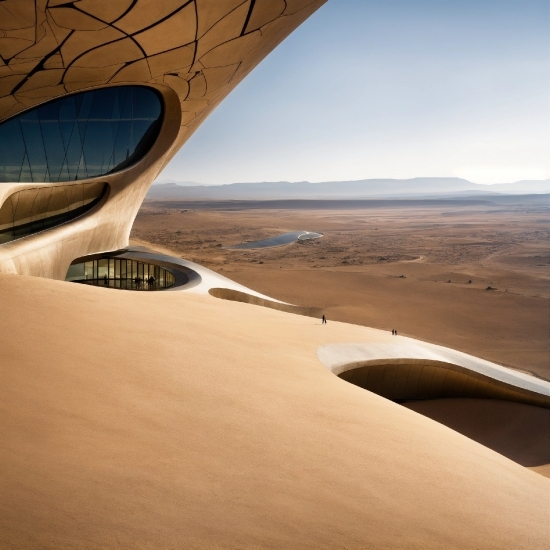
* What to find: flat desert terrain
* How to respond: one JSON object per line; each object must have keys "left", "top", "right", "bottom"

{"left": 133, "top": 196, "right": 550, "bottom": 380}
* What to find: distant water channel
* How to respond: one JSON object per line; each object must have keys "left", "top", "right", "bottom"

{"left": 226, "top": 231, "right": 322, "bottom": 250}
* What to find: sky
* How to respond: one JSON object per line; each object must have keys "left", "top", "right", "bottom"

{"left": 157, "top": 0, "right": 550, "bottom": 185}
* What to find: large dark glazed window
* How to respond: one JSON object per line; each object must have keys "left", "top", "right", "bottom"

{"left": 0, "top": 182, "right": 107, "bottom": 244}
{"left": 66, "top": 258, "right": 176, "bottom": 291}
{"left": 0, "top": 86, "right": 163, "bottom": 183}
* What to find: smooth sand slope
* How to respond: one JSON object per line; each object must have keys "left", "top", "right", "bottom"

{"left": 1, "top": 274, "right": 548, "bottom": 549}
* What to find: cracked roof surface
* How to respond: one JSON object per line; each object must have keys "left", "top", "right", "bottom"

{"left": 0, "top": 0, "right": 325, "bottom": 156}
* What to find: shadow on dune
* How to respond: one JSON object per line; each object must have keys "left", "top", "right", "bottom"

{"left": 403, "top": 398, "right": 550, "bottom": 475}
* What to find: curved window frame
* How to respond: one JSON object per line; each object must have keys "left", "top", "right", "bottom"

{"left": 0, "top": 182, "right": 108, "bottom": 245}
{"left": 0, "top": 85, "right": 164, "bottom": 184}
{"left": 66, "top": 257, "right": 176, "bottom": 291}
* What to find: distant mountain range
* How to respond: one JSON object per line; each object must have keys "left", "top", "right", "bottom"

{"left": 147, "top": 178, "right": 550, "bottom": 200}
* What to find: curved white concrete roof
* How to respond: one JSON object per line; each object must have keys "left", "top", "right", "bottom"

{"left": 116, "top": 247, "right": 284, "bottom": 302}
{"left": 317, "top": 338, "right": 550, "bottom": 403}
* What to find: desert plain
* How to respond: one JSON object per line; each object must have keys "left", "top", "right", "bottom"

{"left": 134, "top": 195, "right": 549, "bottom": 379}
{"left": 1, "top": 194, "right": 548, "bottom": 549}
{"left": 130, "top": 195, "right": 550, "bottom": 480}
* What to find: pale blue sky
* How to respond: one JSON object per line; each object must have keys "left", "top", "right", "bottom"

{"left": 158, "top": 0, "right": 549, "bottom": 185}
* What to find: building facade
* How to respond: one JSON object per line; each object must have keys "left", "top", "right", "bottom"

{"left": 0, "top": 0, "right": 326, "bottom": 279}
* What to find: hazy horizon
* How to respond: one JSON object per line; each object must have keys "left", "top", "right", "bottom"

{"left": 158, "top": 0, "right": 549, "bottom": 186}
{"left": 152, "top": 177, "right": 550, "bottom": 187}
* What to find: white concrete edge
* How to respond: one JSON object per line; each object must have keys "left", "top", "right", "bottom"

{"left": 121, "top": 248, "right": 286, "bottom": 302}
{"left": 317, "top": 338, "right": 550, "bottom": 397}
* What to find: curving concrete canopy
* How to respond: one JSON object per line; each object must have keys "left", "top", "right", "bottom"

{"left": 318, "top": 340, "right": 550, "bottom": 408}
{"left": 74, "top": 245, "right": 282, "bottom": 298}
{"left": 0, "top": 0, "right": 326, "bottom": 278}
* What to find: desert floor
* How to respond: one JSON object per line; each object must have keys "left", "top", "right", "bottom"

{"left": 1, "top": 198, "right": 549, "bottom": 548}
{"left": 1, "top": 273, "right": 548, "bottom": 549}
{"left": 133, "top": 198, "right": 550, "bottom": 380}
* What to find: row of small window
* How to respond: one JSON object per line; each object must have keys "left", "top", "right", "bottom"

{"left": 66, "top": 258, "right": 175, "bottom": 290}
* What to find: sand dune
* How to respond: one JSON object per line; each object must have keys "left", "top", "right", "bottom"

{"left": 0, "top": 273, "right": 548, "bottom": 549}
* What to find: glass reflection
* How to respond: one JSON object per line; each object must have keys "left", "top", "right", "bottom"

{"left": 0, "top": 86, "right": 163, "bottom": 183}
{"left": 0, "top": 181, "right": 107, "bottom": 244}
{"left": 66, "top": 258, "right": 175, "bottom": 291}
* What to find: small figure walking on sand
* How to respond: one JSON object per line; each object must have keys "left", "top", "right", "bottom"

{"left": 394, "top": 329, "right": 398, "bottom": 336}
{"left": 391, "top": 329, "right": 394, "bottom": 335}
{"left": 322, "top": 315, "right": 327, "bottom": 324}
